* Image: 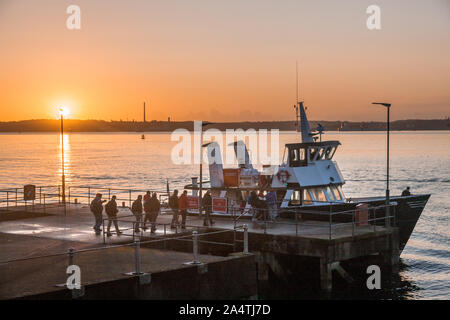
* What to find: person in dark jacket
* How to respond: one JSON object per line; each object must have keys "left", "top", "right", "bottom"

{"left": 144, "top": 193, "right": 160, "bottom": 233}
{"left": 401, "top": 187, "right": 411, "bottom": 196}
{"left": 202, "top": 190, "right": 214, "bottom": 227}
{"left": 90, "top": 193, "right": 106, "bottom": 235}
{"left": 105, "top": 195, "right": 122, "bottom": 237}
{"left": 131, "top": 195, "right": 143, "bottom": 233}
{"left": 169, "top": 190, "right": 179, "bottom": 229}
{"left": 248, "top": 191, "right": 259, "bottom": 221}
{"left": 178, "top": 190, "right": 188, "bottom": 229}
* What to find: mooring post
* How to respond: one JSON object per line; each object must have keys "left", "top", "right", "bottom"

{"left": 88, "top": 187, "right": 91, "bottom": 205}
{"left": 6, "top": 191, "right": 8, "bottom": 210}
{"left": 243, "top": 224, "right": 249, "bottom": 254}
{"left": 135, "top": 237, "right": 142, "bottom": 275}
{"left": 193, "top": 230, "right": 199, "bottom": 264}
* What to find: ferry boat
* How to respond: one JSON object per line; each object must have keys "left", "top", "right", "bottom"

{"left": 184, "top": 102, "right": 430, "bottom": 252}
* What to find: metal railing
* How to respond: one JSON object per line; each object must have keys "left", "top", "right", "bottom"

{"left": 0, "top": 185, "right": 63, "bottom": 212}
{"left": 230, "top": 202, "right": 396, "bottom": 240}
{"left": 0, "top": 224, "right": 250, "bottom": 297}
{"left": 67, "top": 186, "right": 170, "bottom": 207}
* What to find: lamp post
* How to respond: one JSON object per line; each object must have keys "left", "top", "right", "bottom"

{"left": 59, "top": 108, "right": 66, "bottom": 215}
{"left": 199, "top": 121, "right": 213, "bottom": 216}
{"left": 372, "top": 102, "right": 391, "bottom": 227}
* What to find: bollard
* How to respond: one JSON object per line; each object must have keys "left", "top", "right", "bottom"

{"left": 122, "top": 201, "right": 125, "bottom": 208}
{"left": 74, "top": 198, "right": 78, "bottom": 204}
{"left": 134, "top": 238, "right": 142, "bottom": 275}
{"left": 243, "top": 224, "right": 249, "bottom": 254}
{"left": 192, "top": 231, "right": 200, "bottom": 264}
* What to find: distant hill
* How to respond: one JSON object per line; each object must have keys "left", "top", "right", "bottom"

{"left": 0, "top": 118, "right": 449, "bottom": 132}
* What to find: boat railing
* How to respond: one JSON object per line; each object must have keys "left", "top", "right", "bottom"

{"left": 232, "top": 201, "right": 397, "bottom": 240}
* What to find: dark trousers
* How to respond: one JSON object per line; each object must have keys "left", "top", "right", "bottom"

{"left": 144, "top": 211, "right": 159, "bottom": 231}
{"left": 93, "top": 212, "right": 103, "bottom": 233}
{"left": 171, "top": 208, "right": 179, "bottom": 227}
{"left": 204, "top": 209, "right": 213, "bottom": 226}
{"left": 180, "top": 209, "right": 187, "bottom": 228}
{"left": 133, "top": 212, "right": 142, "bottom": 231}
{"left": 106, "top": 215, "right": 120, "bottom": 233}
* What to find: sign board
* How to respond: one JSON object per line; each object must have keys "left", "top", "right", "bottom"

{"left": 186, "top": 196, "right": 199, "bottom": 210}
{"left": 24, "top": 185, "right": 36, "bottom": 201}
{"left": 212, "top": 197, "right": 227, "bottom": 214}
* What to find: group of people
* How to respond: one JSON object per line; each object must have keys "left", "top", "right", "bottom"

{"left": 248, "top": 190, "right": 278, "bottom": 221}
{"left": 90, "top": 191, "right": 161, "bottom": 236}
{"left": 168, "top": 189, "right": 215, "bottom": 229}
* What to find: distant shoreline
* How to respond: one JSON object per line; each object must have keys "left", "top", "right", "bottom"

{"left": 0, "top": 119, "right": 448, "bottom": 132}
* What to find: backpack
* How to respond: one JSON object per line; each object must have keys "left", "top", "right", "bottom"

{"left": 105, "top": 200, "right": 114, "bottom": 215}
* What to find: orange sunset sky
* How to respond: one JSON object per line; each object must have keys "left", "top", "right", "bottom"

{"left": 0, "top": 0, "right": 449, "bottom": 122}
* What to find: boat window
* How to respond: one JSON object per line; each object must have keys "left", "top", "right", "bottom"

{"left": 311, "top": 188, "right": 327, "bottom": 203}
{"left": 290, "top": 190, "right": 301, "bottom": 205}
{"left": 303, "top": 189, "right": 313, "bottom": 205}
{"left": 289, "top": 147, "right": 307, "bottom": 167}
{"left": 325, "top": 186, "right": 336, "bottom": 202}
{"left": 324, "top": 146, "right": 334, "bottom": 160}
{"left": 331, "top": 185, "right": 343, "bottom": 201}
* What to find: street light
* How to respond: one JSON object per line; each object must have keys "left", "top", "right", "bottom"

{"left": 372, "top": 102, "right": 391, "bottom": 227}
{"left": 199, "top": 121, "right": 214, "bottom": 217}
{"left": 59, "top": 107, "right": 67, "bottom": 215}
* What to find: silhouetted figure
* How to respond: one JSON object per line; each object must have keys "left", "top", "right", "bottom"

{"left": 169, "top": 190, "right": 179, "bottom": 229}
{"left": 401, "top": 187, "right": 411, "bottom": 197}
{"left": 178, "top": 190, "right": 189, "bottom": 230}
{"left": 202, "top": 190, "right": 214, "bottom": 227}
{"left": 142, "top": 191, "right": 151, "bottom": 230}
{"left": 266, "top": 191, "right": 278, "bottom": 221}
{"left": 105, "top": 195, "right": 122, "bottom": 236}
{"left": 90, "top": 193, "right": 106, "bottom": 235}
{"left": 131, "top": 195, "right": 143, "bottom": 233}
{"left": 144, "top": 193, "right": 160, "bottom": 233}
{"left": 248, "top": 191, "right": 259, "bottom": 221}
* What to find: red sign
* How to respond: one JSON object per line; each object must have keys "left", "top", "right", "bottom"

{"left": 24, "top": 185, "right": 36, "bottom": 201}
{"left": 186, "top": 196, "right": 199, "bottom": 210}
{"left": 212, "top": 197, "right": 227, "bottom": 214}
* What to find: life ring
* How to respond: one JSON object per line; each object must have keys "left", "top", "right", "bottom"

{"left": 276, "top": 170, "right": 290, "bottom": 183}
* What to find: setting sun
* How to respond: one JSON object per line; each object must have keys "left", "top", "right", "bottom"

{"left": 59, "top": 106, "right": 70, "bottom": 118}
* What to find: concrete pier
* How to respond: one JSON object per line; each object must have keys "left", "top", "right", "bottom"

{"left": 0, "top": 203, "right": 400, "bottom": 297}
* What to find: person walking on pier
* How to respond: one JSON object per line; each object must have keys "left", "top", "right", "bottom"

{"left": 131, "top": 195, "right": 143, "bottom": 233}
{"left": 202, "top": 190, "right": 214, "bottom": 227}
{"left": 169, "top": 190, "right": 179, "bottom": 229}
{"left": 178, "top": 190, "right": 189, "bottom": 230}
{"left": 90, "top": 193, "right": 106, "bottom": 235}
{"left": 401, "top": 186, "right": 411, "bottom": 196}
{"left": 105, "top": 195, "right": 122, "bottom": 237}
{"left": 144, "top": 192, "right": 160, "bottom": 233}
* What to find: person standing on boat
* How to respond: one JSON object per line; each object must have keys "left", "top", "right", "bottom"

{"left": 169, "top": 190, "right": 179, "bottom": 229}
{"left": 202, "top": 190, "right": 214, "bottom": 227}
{"left": 90, "top": 193, "right": 106, "bottom": 235}
{"left": 105, "top": 195, "right": 122, "bottom": 237}
{"left": 266, "top": 190, "right": 278, "bottom": 221}
{"left": 131, "top": 195, "right": 143, "bottom": 233}
{"left": 401, "top": 187, "right": 411, "bottom": 196}
{"left": 178, "top": 190, "right": 189, "bottom": 230}
{"left": 248, "top": 191, "right": 259, "bottom": 221}
{"left": 144, "top": 193, "right": 160, "bottom": 233}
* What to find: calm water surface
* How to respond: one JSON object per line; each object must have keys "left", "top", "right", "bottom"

{"left": 0, "top": 131, "right": 448, "bottom": 299}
